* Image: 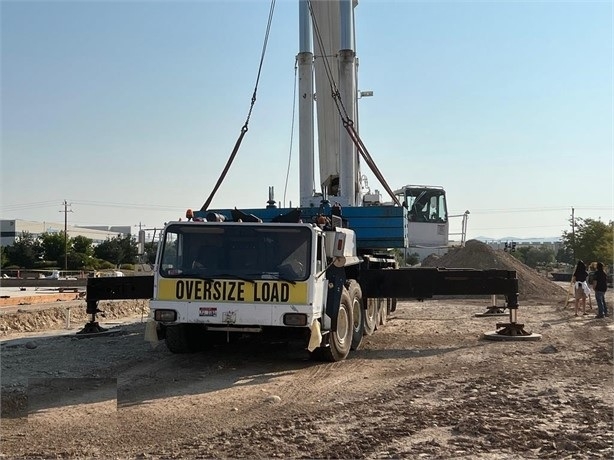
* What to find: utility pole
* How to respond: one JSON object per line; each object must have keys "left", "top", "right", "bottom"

{"left": 60, "top": 200, "right": 73, "bottom": 271}
{"left": 571, "top": 207, "right": 575, "bottom": 261}
{"left": 135, "top": 222, "right": 145, "bottom": 264}
{"left": 135, "top": 224, "right": 158, "bottom": 269}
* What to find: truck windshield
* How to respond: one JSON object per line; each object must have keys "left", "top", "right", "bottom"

{"left": 158, "top": 224, "right": 312, "bottom": 282}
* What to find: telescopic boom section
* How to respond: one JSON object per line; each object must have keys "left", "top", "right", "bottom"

{"left": 298, "top": 0, "right": 315, "bottom": 207}
{"left": 301, "top": 0, "right": 360, "bottom": 207}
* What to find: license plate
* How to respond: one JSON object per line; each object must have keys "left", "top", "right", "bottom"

{"left": 199, "top": 307, "right": 217, "bottom": 317}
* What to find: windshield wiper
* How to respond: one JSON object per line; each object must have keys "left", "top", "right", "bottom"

{"left": 209, "top": 273, "right": 256, "bottom": 284}
{"left": 248, "top": 272, "right": 296, "bottom": 285}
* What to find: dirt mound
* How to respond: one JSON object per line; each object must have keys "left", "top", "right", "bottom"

{"left": 421, "top": 240, "right": 566, "bottom": 301}
{"left": 0, "top": 300, "right": 149, "bottom": 336}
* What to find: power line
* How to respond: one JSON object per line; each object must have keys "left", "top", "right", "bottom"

{"left": 1, "top": 201, "right": 62, "bottom": 211}
{"left": 469, "top": 224, "right": 566, "bottom": 231}
{"left": 1, "top": 199, "right": 180, "bottom": 213}
{"left": 450, "top": 206, "right": 610, "bottom": 215}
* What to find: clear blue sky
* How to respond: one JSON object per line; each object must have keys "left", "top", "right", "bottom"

{"left": 1, "top": 0, "right": 612, "bottom": 240}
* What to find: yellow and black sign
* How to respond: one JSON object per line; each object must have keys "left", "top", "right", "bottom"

{"left": 157, "top": 278, "right": 308, "bottom": 304}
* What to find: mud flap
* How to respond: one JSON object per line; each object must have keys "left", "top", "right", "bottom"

{"left": 307, "top": 319, "right": 322, "bottom": 352}
{"left": 144, "top": 320, "right": 161, "bottom": 348}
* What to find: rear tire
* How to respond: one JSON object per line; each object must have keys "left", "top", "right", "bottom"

{"left": 378, "top": 298, "right": 388, "bottom": 326}
{"left": 320, "top": 287, "right": 353, "bottom": 362}
{"left": 347, "top": 280, "right": 364, "bottom": 350}
{"left": 364, "top": 298, "right": 377, "bottom": 336}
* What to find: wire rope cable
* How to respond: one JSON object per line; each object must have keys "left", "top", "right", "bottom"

{"left": 200, "top": 0, "right": 277, "bottom": 212}
{"left": 306, "top": 0, "right": 401, "bottom": 207}
{"left": 283, "top": 59, "right": 299, "bottom": 208}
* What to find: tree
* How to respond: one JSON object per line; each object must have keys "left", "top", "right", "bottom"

{"left": 68, "top": 235, "right": 94, "bottom": 269}
{"left": 562, "top": 218, "right": 613, "bottom": 265}
{"left": 3, "top": 232, "right": 43, "bottom": 268}
{"left": 143, "top": 241, "right": 158, "bottom": 265}
{"left": 39, "top": 232, "right": 67, "bottom": 265}
{"left": 555, "top": 246, "right": 574, "bottom": 265}
{"left": 72, "top": 235, "right": 94, "bottom": 257}
{"left": 511, "top": 245, "right": 555, "bottom": 269}
{"left": 66, "top": 251, "right": 89, "bottom": 270}
{"left": 94, "top": 234, "right": 138, "bottom": 267}
{"left": 0, "top": 246, "right": 8, "bottom": 268}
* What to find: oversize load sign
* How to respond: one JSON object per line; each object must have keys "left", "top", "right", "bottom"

{"left": 157, "top": 279, "right": 308, "bottom": 304}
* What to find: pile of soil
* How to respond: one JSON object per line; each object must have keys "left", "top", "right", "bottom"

{"left": 421, "top": 239, "right": 567, "bottom": 302}
{"left": 0, "top": 300, "right": 149, "bottom": 336}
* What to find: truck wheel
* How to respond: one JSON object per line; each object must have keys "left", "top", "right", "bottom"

{"left": 378, "top": 298, "right": 388, "bottom": 326}
{"left": 165, "top": 324, "right": 207, "bottom": 353}
{"left": 364, "top": 298, "right": 377, "bottom": 336}
{"left": 321, "top": 287, "right": 353, "bottom": 362}
{"left": 165, "top": 324, "right": 194, "bottom": 353}
{"left": 347, "top": 280, "right": 364, "bottom": 350}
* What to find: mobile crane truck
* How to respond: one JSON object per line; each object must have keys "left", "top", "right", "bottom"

{"left": 82, "top": 0, "right": 536, "bottom": 361}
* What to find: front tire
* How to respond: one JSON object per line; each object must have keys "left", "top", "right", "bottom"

{"left": 165, "top": 324, "right": 194, "bottom": 353}
{"left": 165, "top": 324, "right": 209, "bottom": 353}
{"left": 320, "top": 287, "right": 353, "bottom": 362}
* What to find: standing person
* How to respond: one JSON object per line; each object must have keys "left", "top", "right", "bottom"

{"left": 572, "top": 260, "right": 589, "bottom": 316}
{"left": 591, "top": 262, "right": 608, "bottom": 319}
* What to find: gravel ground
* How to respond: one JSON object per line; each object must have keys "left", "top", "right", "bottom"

{"left": 0, "top": 289, "right": 612, "bottom": 459}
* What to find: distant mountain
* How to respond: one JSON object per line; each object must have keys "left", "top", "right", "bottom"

{"left": 473, "top": 236, "right": 562, "bottom": 243}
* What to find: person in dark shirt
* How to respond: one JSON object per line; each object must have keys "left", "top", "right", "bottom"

{"left": 572, "top": 260, "right": 589, "bottom": 316}
{"left": 591, "top": 262, "right": 608, "bottom": 318}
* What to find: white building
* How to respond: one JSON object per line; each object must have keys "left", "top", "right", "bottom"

{"left": 0, "top": 219, "right": 131, "bottom": 247}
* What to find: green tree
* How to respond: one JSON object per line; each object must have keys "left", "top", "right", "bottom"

{"left": 0, "top": 246, "right": 8, "bottom": 268}
{"left": 67, "top": 235, "right": 94, "bottom": 269}
{"left": 72, "top": 235, "right": 94, "bottom": 257}
{"left": 143, "top": 241, "right": 158, "bottom": 264}
{"left": 527, "top": 246, "right": 555, "bottom": 268}
{"left": 4, "top": 232, "right": 43, "bottom": 268}
{"left": 562, "top": 218, "right": 613, "bottom": 264}
{"left": 555, "top": 246, "right": 574, "bottom": 265}
{"left": 511, "top": 246, "right": 530, "bottom": 264}
{"left": 39, "top": 232, "right": 67, "bottom": 265}
{"left": 94, "top": 234, "right": 138, "bottom": 266}
{"left": 511, "top": 245, "right": 555, "bottom": 268}
{"left": 66, "top": 251, "right": 89, "bottom": 270}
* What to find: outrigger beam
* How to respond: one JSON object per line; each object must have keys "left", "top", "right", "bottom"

{"left": 78, "top": 276, "right": 154, "bottom": 335}
{"left": 359, "top": 267, "right": 539, "bottom": 340}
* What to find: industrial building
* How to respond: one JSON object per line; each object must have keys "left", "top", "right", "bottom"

{"left": 0, "top": 219, "right": 131, "bottom": 247}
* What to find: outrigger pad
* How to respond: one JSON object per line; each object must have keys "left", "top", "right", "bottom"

{"left": 483, "top": 323, "right": 542, "bottom": 341}
{"left": 231, "top": 208, "right": 262, "bottom": 223}
{"left": 76, "top": 322, "right": 108, "bottom": 335}
{"left": 272, "top": 208, "right": 302, "bottom": 223}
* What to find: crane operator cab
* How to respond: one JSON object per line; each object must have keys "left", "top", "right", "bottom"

{"left": 402, "top": 187, "right": 447, "bottom": 223}
{"left": 395, "top": 185, "right": 449, "bottom": 258}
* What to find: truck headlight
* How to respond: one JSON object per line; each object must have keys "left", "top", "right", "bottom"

{"left": 283, "top": 313, "right": 307, "bottom": 326}
{"left": 154, "top": 309, "right": 177, "bottom": 322}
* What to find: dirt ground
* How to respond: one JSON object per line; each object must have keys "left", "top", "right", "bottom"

{"left": 0, "top": 285, "right": 612, "bottom": 459}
